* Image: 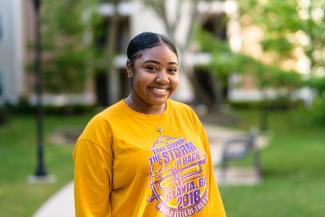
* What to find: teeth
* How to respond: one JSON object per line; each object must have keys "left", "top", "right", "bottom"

{"left": 152, "top": 88, "right": 167, "bottom": 93}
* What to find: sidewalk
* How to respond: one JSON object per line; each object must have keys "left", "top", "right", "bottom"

{"left": 33, "top": 124, "right": 268, "bottom": 217}
{"left": 33, "top": 182, "right": 75, "bottom": 217}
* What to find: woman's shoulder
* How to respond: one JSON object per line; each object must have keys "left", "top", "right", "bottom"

{"left": 78, "top": 101, "right": 126, "bottom": 142}
{"left": 169, "top": 99, "right": 196, "bottom": 115}
{"left": 169, "top": 99, "right": 202, "bottom": 126}
{"left": 94, "top": 100, "right": 126, "bottom": 119}
{"left": 84, "top": 100, "right": 125, "bottom": 128}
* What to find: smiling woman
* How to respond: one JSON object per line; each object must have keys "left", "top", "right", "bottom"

{"left": 126, "top": 41, "right": 179, "bottom": 114}
{"left": 73, "top": 32, "right": 226, "bottom": 217}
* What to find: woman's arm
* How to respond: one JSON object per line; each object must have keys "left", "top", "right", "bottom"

{"left": 73, "top": 117, "right": 113, "bottom": 217}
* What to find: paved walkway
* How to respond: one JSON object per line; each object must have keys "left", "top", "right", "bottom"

{"left": 33, "top": 124, "right": 268, "bottom": 217}
{"left": 33, "top": 182, "right": 75, "bottom": 217}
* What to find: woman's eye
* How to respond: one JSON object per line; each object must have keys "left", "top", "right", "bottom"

{"left": 146, "top": 66, "right": 158, "bottom": 72}
{"left": 168, "top": 68, "right": 178, "bottom": 74}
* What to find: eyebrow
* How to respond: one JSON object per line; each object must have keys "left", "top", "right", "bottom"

{"left": 144, "top": 60, "right": 179, "bottom": 65}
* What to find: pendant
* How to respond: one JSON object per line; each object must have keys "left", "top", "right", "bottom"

{"left": 157, "top": 127, "right": 163, "bottom": 134}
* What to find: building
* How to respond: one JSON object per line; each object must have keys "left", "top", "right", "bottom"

{"left": 0, "top": 0, "right": 25, "bottom": 105}
{"left": 0, "top": 0, "right": 312, "bottom": 107}
{"left": 0, "top": 0, "right": 242, "bottom": 106}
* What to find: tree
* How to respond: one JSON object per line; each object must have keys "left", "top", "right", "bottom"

{"left": 195, "top": 27, "right": 302, "bottom": 129}
{"left": 240, "top": 0, "right": 324, "bottom": 74}
{"left": 143, "top": 0, "right": 304, "bottom": 116}
{"left": 196, "top": 28, "right": 302, "bottom": 92}
{"left": 239, "top": 0, "right": 325, "bottom": 123}
{"left": 37, "top": 0, "right": 100, "bottom": 94}
{"left": 105, "top": 0, "right": 120, "bottom": 105}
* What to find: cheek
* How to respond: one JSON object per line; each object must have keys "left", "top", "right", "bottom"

{"left": 170, "top": 75, "right": 179, "bottom": 88}
{"left": 132, "top": 73, "right": 150, "bottom": 91}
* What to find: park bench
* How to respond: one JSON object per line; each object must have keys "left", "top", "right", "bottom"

{"left": 220, "top": 128, "right": 261, "bottom": 181}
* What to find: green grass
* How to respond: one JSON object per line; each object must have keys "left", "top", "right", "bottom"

{"left": 221, "top": 108, "right": 325, "bottom": 217}
{"left": 0, "top": 112, "right": 94, "bottom": 217}
{"left": 1, "top": 108, "right": 325, "bottom": 217}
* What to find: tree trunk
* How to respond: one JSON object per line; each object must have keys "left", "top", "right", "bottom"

{"left": 105, "top": 0, "right": 120, "bottom": 105}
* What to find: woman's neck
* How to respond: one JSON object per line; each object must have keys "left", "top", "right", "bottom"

{"left": 125, "top": 95, "right": 166, "bottom": 114}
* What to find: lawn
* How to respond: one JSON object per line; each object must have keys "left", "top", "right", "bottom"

{"left": 221, "top": 108, "right": 325, "bottom": 217}
{"left": 0, "top": 111, "right": 94, "bottom": 217}
{"left": 0, "top": 107, "right": 324, "bottom": 217}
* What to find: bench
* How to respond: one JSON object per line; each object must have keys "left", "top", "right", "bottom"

{"left": 220, "top": 128, "right": 261, "bottom": 180}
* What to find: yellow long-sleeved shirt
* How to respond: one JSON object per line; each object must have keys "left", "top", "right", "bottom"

{"left": 73, "top": 99, "right": 226, "bottom": 217}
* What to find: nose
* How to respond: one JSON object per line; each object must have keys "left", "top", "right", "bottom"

{"left": 156, "top": 70, "right": 169, "bottom": 84}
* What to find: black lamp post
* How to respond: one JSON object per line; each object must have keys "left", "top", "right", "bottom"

{"left": 33, "top": 0, "right": 47, "bottom": 177}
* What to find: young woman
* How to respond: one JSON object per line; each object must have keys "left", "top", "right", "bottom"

{"left": 73, "top": 32, "right": 226, "bottom": 217}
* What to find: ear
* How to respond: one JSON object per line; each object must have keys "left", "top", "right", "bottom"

{"left": 126, "top": 60, "right": 133, "bottom": 78}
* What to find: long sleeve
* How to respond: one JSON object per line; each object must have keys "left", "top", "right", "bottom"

{"left": 73, "top": 117, "right": 113, "bottom": 217}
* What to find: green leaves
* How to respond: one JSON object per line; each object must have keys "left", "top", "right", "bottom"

{"left": 308, "top": 76, "right": 325, "bottom": 95}
{"left": 195, "top": 28, "right": 302, "bottom": 89}
{"left": 238, "top": 0, "right": 325, "bottom": 123}
{"left": 240, "top": 0, "right": 324, "bottom": 72}
{"left": 36, "top": 0, "right": 101, "bottom": 94}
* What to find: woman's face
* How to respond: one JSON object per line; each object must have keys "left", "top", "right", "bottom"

{"left": 128, "top": 43, "right": 179, "bottom": 109}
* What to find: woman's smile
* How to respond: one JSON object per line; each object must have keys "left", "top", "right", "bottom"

{"left": 149, "top": 86, "right": 169, "bottom": 96}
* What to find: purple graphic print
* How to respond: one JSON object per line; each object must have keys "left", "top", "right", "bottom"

{"left": 148, "top": 136, "right": 208, "bottom": 217}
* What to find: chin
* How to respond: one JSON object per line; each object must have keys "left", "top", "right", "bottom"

{"left": 149, "top": 97, "right": 168, "bottom": 105}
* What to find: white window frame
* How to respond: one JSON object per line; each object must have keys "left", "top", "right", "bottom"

{"left": 0, "top": 12, "right": 4, "bottom": 43}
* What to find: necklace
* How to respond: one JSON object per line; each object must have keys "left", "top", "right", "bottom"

{"left": 126, "top": 96, "right": 165, "bottom": 134}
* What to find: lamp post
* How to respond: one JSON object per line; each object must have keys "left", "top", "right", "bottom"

{"left": 28, "top": 0, "right": 52, "bottom": 182}
{"left": 33, "top": 0, "right": 46, "bottom": 177}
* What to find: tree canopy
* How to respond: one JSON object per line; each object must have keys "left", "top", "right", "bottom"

{"left": 37, "top": 0, "right": 101, "bottom": 93}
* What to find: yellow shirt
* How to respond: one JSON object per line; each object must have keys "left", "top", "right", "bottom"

{"left": 73, "top": 99, "right": 226, "bottom": 217}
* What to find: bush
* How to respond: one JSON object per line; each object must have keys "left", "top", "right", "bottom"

{"left": 309, "top": 98, "right": 325, "bottom": 125}
{"left": 229, "top": 97, "right": 303, "bottom": 111}
{"left": 0, "top": 106, "right": 7, "bottom": 125}
{"left": 5, "top": 97, "right": 96, "bottom": 115}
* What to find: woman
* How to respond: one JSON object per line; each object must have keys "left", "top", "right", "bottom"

{"left": 73, "top": 32, "right": 226, "bottom": 217}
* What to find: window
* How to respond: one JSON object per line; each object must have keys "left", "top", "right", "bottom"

{"left": 0, "top": 14, "right": 3, "bottom": 42}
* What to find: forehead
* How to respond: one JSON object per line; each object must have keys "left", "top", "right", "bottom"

{"left": 137, "top": 44, "right": 178, "bottom": 63}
